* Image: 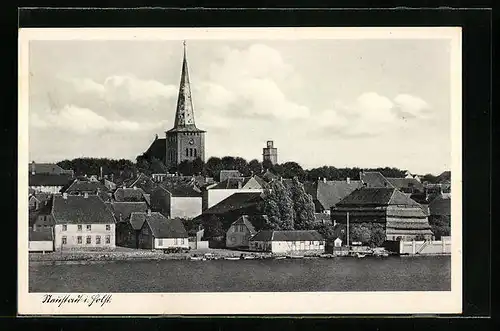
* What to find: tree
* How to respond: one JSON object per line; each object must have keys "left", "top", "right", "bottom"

{"left": 429, "top": 215, "right": 450, "bottom": 240}
{"left": 281, "top": 162, "right": 306, "bottom": 180}
{"left": 289, "top": 177, "right": 316, "bottom": 230}
{"left": 202, "top": 215, "right": 225, "bottom": 239}
{"left": 259, "top": 180, "right": 294, "bottom": 230}
{"left": 370, "top": 223, "right": 386, "bottom": 247}
{"left": 314, "top": 222, "right": 337, "bottom": 242}
{"left": 262, "top": 159, "right": 274, "bottom": 171}
{"left": 248, "top": 159, "right": 263, "bottom": 175}
{"left": 350, "top": 223, "right": 372, "bottom": 244}
{"left": 204, "top": 157, "right": 223, "bottom": 180}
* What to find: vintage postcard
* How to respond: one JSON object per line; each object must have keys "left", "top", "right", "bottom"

{"left": 18, "top": 27, "right": 462, "bottom": 315}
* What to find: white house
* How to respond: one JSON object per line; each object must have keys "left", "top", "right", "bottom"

{"left": 151, "top": 185, "right": 203, "bottom": 219}
{"left": 29, "top": 227, "right": 54, "bottom": 253}
{"left": 52, "top": 193, "right": 116, "bottom": 249}
{"left": 226, "top": 215, "right": 257, "bottom": 249}
{"left": 137, "top": 211, "right": 189, "bottom": 250}
{"left": 249, "top": 230, "right": 325, "bottom": 254}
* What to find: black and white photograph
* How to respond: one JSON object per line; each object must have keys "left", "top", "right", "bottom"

{"left": 18, "top": 27, "right": 462, "bottom": 315}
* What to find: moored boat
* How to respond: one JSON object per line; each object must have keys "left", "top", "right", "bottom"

{"left": 224, "top": 257, "right": 240, "bottom": 261}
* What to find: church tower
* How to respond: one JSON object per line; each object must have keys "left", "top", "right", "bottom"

{"left": 165, "top": 41, "right": 206, "bottom": 170}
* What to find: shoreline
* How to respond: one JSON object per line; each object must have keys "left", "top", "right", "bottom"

{"left": 29, "top": 249, "right": 451, "bottom": 265}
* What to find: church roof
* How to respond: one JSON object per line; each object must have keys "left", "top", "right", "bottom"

{"left": 167, "top": 41, "right": 204, "bottom": 133}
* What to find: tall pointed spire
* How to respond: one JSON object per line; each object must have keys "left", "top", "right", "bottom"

{"left": 172, "top": 40, "right": 197, "bottom": 130}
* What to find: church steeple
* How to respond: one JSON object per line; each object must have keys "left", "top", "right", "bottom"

{"left": 171, "top": 40, "right": 200, "bottom": 131}
{"left": 164, "top": 41, "right": 206, "bottom": 170}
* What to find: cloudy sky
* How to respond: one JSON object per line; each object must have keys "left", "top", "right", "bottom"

{"left": 28, "top": 38, "right": 452, "bottom": 175}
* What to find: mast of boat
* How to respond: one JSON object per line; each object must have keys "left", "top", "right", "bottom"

{"left": 346, "top": 211, "right": 350, "bottom": 248}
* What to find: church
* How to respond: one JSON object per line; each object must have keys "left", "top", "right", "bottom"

{"left": 143, "top": 42, "right": 206, "bottom": 171}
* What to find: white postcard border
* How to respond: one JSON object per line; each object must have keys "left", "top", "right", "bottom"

{"left": 18, "top": 27, "right": 462, "bottom": 315}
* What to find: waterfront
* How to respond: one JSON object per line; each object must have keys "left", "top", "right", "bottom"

{"left": 29, "top": 255, "right": 451, "bottom": 292}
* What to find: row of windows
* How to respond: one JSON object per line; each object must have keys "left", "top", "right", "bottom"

{"left": 61, "top": 235, "right": 111, "bottom": 245}
{"left": 61, "top": 224, "right": 111, "bottom": 231}
{"left": 185, "top": 148, "right": 197, "bottom": 157}
{"left": 158, "top": 238, "right": 186, "bottom": 246}
{"left": 233, "top": 225, "right": 246, "bottom": 232}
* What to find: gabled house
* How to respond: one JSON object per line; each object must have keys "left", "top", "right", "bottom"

{"left": 225, "top": 215, "right": 257, "bottom": 249}
{"left": 112, "top": 202, "right": 149, "bottom": 248}
{"left": 52, "top": 193, "right": 116, "bottom": 249}
{"left": 331, "top": 187, "right": 433, "bottom": 242}
{"left": 62, "top": 179, "right": 110, "bottom": 201}
{"left": 249, "top": 230, "right": 325, "bottom": 254}
{"left": 150, "top": 180, "right": 203, "bottom": 219}
{"left": 203, "top": 175, "right": 266, "bottom": 210}
{"left": 304, "top": 178, "right": 363, "bottom": 214}
{"left": 138, "top": 212, "right": 189, "bottom": 250}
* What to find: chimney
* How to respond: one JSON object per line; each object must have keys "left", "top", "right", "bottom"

{"left": 122, "top": 185, "right": 126, "bottom": 189}
{"left": 111, "top": 173, "right": 114, "bottom": 182}
{"left": 346, "top": 177, "right": 350, "bottom": 184}
{"left": 323, "top": 178, "right": 327, "bottom": 183}
{"left": 30, "top": 161, "right": 35, "bottom": 175}
{"left": 119, "top": 213, "right": 123, "bottom": 222}
{"left": 237, "top": 180, "right": 242, "bottom": 189}
{"left": 84, "top": 192, "right": 89, "bottom": 198}
{"left": 63, "top": 193, "right": 68, "bottom": 199}
{"left": 147, "top": 209, "right": 151, "bottom": 216}
{"left": 100, "top": 166, "right": 103, "bottom": 180}
{"left": 133, "top": 186, "right": 137, "bottom": 190}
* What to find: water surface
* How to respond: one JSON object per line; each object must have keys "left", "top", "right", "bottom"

{"left": 29, "top": 255, "right": 451, "bottom": 292}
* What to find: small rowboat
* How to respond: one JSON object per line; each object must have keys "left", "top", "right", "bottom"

{"left": 274, "top": 256, "right": 286, "bottom": 260}
{"left": 243, "top": 256, "right": 256, "bottom": 260}
{"left": 356, "top": 253, "right": 367, "bottom": 258}
{"left": 288, "top": 255, "right": 304, "bottom": 259}
{"left": 224, "top": 257, "right": 240, "bottom": 261}
{"left": 190, "top": 256, "right": 205, "bottom": 261}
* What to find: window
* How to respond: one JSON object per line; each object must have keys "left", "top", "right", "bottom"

{"left": 158, "top": 239, "right": 163, "bottom": 246}
{"left": 86, "top": 225, "right": 92, "bottom": 231}
{"left": 185, "top": 148, "right": 188, "bottom": 157}
{"left": 77, "top": 236, "right": 82, "bottom": 244}
{"left": 77, "top": 225, "right": 82, "bottom": 231}
{"left": 105, "top": 235, "right": 110, "bottom": 244}
{"left": 174, "top": 238, "right": 178, "bottom": 245}
{"left": 189, "top": 148, "right": 193, "bottom": 157}
{"left": 106, "top": 224, "right": 111, "bottom": 231}
{"left": 86, "top": 236, "right": 91, "bottom": 244}
{"left": 62, "top": 225, "right": 67, "bottom": 231}
{"left": 194, "top": 149, "right": 197, "bottom": 157}
{"left": 181, "top": 238, "right": 185, "bottom": 245}
{"left": 62, "top": 236, "right": 67, "bottom": 245}
{"left": 96, "top": 235, "right": 101, "bottom": 245}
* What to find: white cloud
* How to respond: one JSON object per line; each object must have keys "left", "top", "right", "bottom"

{"left": 393, "top": 93, "right": 431, "bottom": 118}
{"left": 30, "top": 105, "right": 164, "bottom": 135}
{"left": 103, "top": 75, "right": 178, "bottom": 102}
{"left": 316, "top": 92, "right": 431, "bottom": 137}
{"left": 200, "top": 44, "right": 309, "bottom": 121}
